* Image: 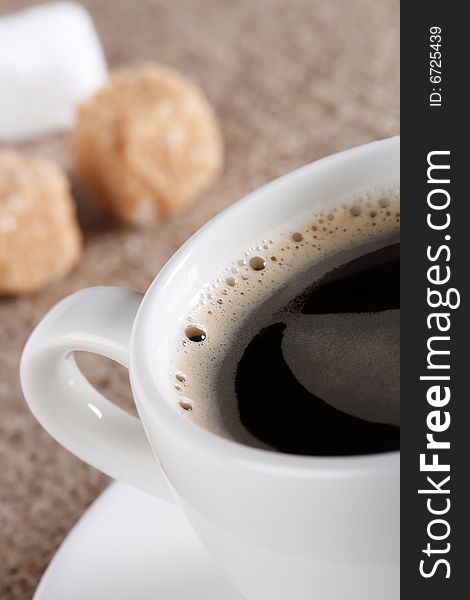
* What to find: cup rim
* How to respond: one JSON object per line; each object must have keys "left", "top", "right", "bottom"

{"left": 130, "top": 136, "right": 400, "bottom": 476}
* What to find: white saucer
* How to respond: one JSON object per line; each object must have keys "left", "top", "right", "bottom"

{"left": 33, "top": 482, "right": 242, "bottom": 599}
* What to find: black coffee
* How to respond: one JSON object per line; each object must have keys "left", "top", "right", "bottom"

{"left": 171, "top": 189, "right": 400, "bottom": 456}
{"left": 235, "top": 244, "right": 399, "bottom": 455}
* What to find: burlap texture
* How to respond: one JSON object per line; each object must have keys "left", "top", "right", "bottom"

{"left": 0, "top": 1, "right": 399, "bottom": 597}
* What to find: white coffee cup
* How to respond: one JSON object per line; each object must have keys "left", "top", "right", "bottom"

{"left": 21, "top": 137, "right": 400, "bottom": 600}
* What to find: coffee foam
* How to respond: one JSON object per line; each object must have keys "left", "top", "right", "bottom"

{"left": 168, "top": 186, "right": 400, "bottom": 447}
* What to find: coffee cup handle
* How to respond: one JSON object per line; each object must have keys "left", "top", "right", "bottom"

{"left": 20, "top": 286, "right": 173, "bottom": 501}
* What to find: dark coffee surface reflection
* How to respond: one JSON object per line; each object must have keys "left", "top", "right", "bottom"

{"left": 235, "top": 244, "right": 400, "bottom": 456}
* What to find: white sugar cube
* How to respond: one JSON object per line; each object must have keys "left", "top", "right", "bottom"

{"left": 0, "top": 2, "right": 107, "bottom": 142}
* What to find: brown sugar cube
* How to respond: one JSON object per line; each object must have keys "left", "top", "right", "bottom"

{"left": 0, "top": 149, "right": 81, "bottom": 295}
{"left": 72, "top": 64, "right": 224, "bottom": 226}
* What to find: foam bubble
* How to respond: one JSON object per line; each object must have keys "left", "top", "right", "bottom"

{"left": 350, "top": 205, "right": 362, "bottom": 217}
{"left": 179, "top": 398, "right": 193, "bottom": 411}
{"left": 185, "top": 325, "right": 206, "bottom": 343}
{"left": 378, "top": 197, "right": 391, "bottom": 208}
{"left": 249, "top": 256, "right": 267, "bottom": 271}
